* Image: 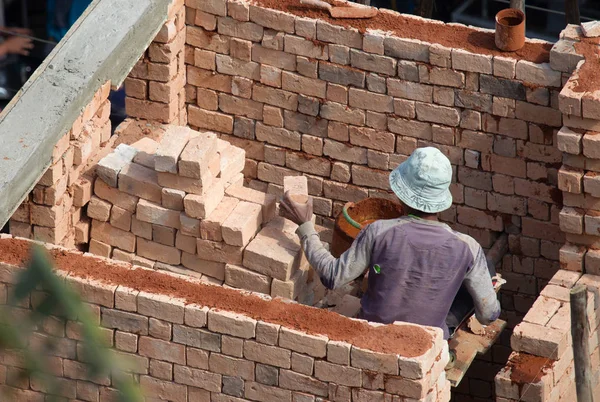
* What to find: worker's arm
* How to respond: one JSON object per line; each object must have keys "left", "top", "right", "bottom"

{"left": 280, "top": 192, "right": 373, "bottom": 289}
{"left": 463, "top": 246, "right": 501, "bottom": 325}
{"left": 296, "top": 221, "right": 374, "bottom": 290}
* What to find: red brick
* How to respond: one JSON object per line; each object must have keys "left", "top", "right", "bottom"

{"left": 457, "top": 206, "right": 503, "bottom": 231}
{"left": 522, "top": 217, "right": 565, "bottom": 243}
{"left": 91, "top": 220, "right": 136, "bottom": 252}
{"left": 188, "top": 106, "right": 234, "bottom": 133}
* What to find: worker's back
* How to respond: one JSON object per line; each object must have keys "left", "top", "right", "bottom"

{"left": 360, "top": 216, "right": 481, "bottom": 339}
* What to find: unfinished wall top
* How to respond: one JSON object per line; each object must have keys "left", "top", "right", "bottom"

{"left": 0, "top": 235, "right": 451, "bottom": 401}
{"left": 245, "top": 0, "right": 552, "bottom": 64}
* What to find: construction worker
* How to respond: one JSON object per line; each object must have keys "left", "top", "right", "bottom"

{"left": 281, "top": 147, "right": 501, "bottom": 340}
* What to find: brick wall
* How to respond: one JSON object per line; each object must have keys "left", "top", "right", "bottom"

{"left": 492, "top": 22, "right": 600, "bottom": 402}
{"left": 7, "top": 0, "right": 188, "bottom": 251}
{"left": 495, "top": 269, "right": 600, "bottom": 401}
{"left": 8, "top": 81, "right": 113, "bottom": 249}
{"left": 174, "top": 1, "right": 569, "bottom": 399}
{"left": 11, "top": 0, "right": 600, "bottom": 399}
{"left": 0, "top": 236, "right": 451, "bottom": 401}
{"left": 125, "top": 0, "right": 188, "bottom": 126}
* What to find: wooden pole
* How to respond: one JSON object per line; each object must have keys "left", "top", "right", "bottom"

{"left": 486, "top": 234, "right": 508, "bottom": 272}
{"left": 510, "top": 0, "right": 525, "bottom": 12}
{"left": 570, "top": 285, "right": 593, "bottom": 402}
{"left": 417, "top": 0, "right": 434, "bottom": 18}
{"left": 565, "top": 0, "right": 581, "bottom": 25}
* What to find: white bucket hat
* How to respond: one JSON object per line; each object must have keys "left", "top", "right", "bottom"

{"left": 389, "top": 147, "right": 453, "bottom": 214}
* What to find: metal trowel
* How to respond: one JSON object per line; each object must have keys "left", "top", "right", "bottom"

{"left": 300, "top": 0, "right": 378, "bottom": 19}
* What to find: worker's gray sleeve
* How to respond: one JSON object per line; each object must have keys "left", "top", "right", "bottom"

{"left": 463, "top": 246, "right": 501, "bottom": 325}
{"left": 296, "top": 221, "right": 373, "bottom": 290}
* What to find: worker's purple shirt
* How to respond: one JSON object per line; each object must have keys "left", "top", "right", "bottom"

{"left": 297, "top": 216, "right": 501, "bottom": 339}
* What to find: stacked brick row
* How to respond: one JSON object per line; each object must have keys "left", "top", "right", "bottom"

{"left": 87, "top": 123, "right": 318, "bottom": 302}
{"left": 0, "top": 238, "right": 451, "bottom": 402}
{"left": 555, "top": 25, "right": 600, "bottom": 277}
{"left": 495, "top": 269, "right": 600, "bottom": 401}
{"left": 125, "top": 0, "right": 188, "bottom": 126}
{"left": 9, "top": 81, "right": 113, "bottom": 249}
{"left": 178, "top": 1, "right": 568, "bottom": 397}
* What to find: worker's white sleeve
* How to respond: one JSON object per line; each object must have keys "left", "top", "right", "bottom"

{"left": 296, "top": 221, "right": 373, "bottom": 290}
{"left": 463, "top": 246, "right": 501, "bottom": 325}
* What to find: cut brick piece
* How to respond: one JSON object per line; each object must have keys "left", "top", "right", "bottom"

{"left": 178, "top": 132, "right": 219, "bottom": 179}
{"left": 200, "top": 196, "right": 240, "bottom": 241}
{"left": 184, "top": 180, "right": 225, "bottom": 219}
{"left": 137, "top": 199, "right": 181, "bottom": 229}
{"left": 225, "top": 185, "right": 277, "bottom": 223}
{"left": 243, "top": 224, "right": 302, "bottom": 281}
{"left": 222, "top": 201, "right": 263, "bottom": 246}
{"left": 225, "top": 264, "right": 271, "bottom": 294}
{"left": 154, "top": 126, "right": 193, "bottom": 174}
{"left": 137, "top": 238, "right": 181, "bottom": 265}
{"left": 96, "top": 144, "right": 138, "bottom": 187}
{"left": 119, "top": 163, "right": 162, "bottom": 203}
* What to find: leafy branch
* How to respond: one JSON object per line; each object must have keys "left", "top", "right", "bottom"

{"left": 0, "top": 245, "right": 141, "bottom": 402}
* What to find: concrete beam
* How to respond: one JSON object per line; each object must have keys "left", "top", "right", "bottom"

{"left": 0, "top": 0, "right": 169, "bottom": 228}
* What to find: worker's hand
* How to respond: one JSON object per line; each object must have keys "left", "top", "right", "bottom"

{"left": 5, "top": 27, "right": 32, "bottom": 36}
{"left": 1, "top": 36, "right": 34, "bottom": 56}
{"left": 280, "top": 191, "right": 313, "bottom": 226}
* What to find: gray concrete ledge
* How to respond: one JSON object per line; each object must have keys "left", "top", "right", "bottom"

{"left": 0, "top": 0, "right": 170, "bottom": 228}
